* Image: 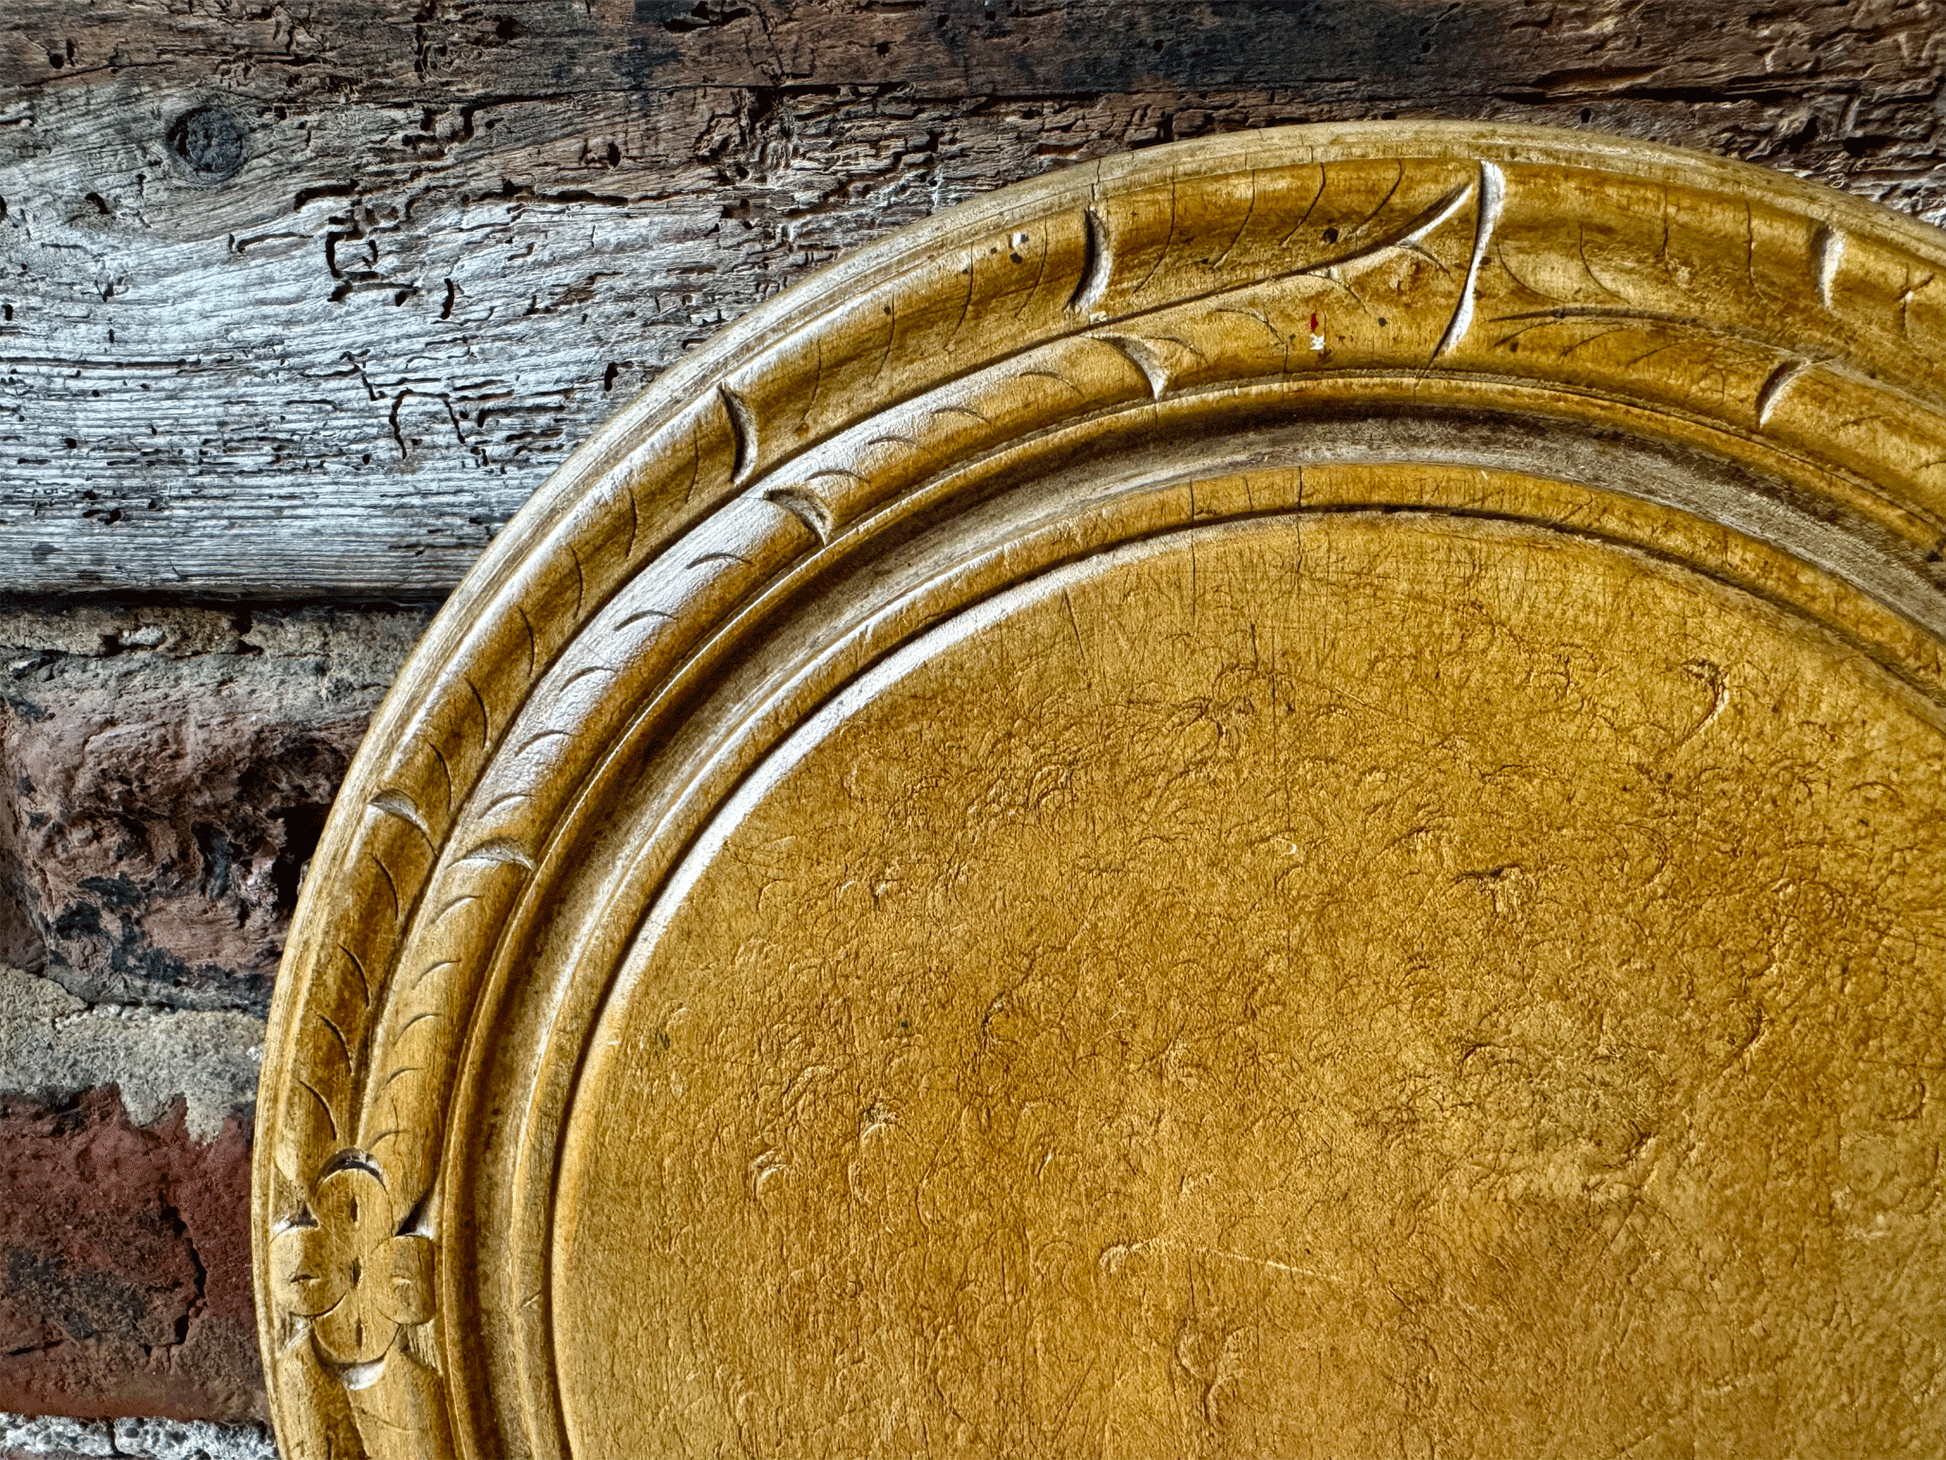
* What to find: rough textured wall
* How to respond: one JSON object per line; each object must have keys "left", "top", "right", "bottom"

{"left": 0, "top": 0, "right": 1942, "bottom": 1444}
{"left": 0, "top": 604, "right": 425, "bottom": 1439}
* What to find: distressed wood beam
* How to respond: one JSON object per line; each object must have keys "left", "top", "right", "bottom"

{"left": 1, "top": 1, "right": 1941, "bottom": 593}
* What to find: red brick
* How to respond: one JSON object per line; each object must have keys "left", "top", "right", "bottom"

{"left": 0, "top": 1088, "right": 262, "bottom": 1423}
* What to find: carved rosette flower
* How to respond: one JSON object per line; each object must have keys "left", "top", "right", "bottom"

{"left": 272, "top": 1157, "right": 434, "bottom": 1366}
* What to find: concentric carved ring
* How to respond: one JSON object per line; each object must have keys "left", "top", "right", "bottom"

{"left": 255, "top": 123, "right": 1945, "bottom": 1460}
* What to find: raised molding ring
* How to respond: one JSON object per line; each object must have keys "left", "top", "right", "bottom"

{"left": 255, "top": 122, "right": 1946, "bottom": 1460}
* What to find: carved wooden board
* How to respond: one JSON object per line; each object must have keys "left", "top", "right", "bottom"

{"left": 254, "top": 122, "right": 1946, "bottom": 1459}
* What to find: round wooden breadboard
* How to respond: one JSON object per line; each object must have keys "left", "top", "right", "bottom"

{"left": 255, "top": 122, "right": 1946, "bottom": 1460}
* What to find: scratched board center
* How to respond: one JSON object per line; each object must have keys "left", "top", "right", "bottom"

{"left": 253, "top": 125, "right": 1946, "bottom": 1460}
{"left": 556, "top": 496, "right": 1939, "bottom": 1456}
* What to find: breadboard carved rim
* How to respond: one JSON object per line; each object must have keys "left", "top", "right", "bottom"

{"left": 252, "top": 121, "right": 1946, "bottom": 1460}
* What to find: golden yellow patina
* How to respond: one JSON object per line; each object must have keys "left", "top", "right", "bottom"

{"left": 558, "top": 496, "right": 1941, "bottom": 1458}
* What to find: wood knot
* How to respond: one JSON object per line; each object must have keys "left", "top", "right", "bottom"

{"left": 167, "top": 105, "right": 247, "bottom": 183}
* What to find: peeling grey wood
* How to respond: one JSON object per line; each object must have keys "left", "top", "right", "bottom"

{"left": 1, "top": 0, "right": 1943, "bottom": 595}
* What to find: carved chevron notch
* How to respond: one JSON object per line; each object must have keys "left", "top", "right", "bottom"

{"left": 454, "top": 836, "right": 535, "bottom": 870}
{"left": 1434, "top": 160, "right": 1505, "bottom": 359}
{"left": 1069, "top": 207, "right": 1111, "bottom": 317}
{"left": 719, "top": 382, "right": 759, "bottom": 484}
{"left": 765, "top": 485, "right": 835, "bottom": 544}
{"left": 1099, "top": 334, "right": 1175, "bottom": 398}
{"left": 369, "top": 790, "right": 433, "bottom": 844}
{"left": 1754, "top": 357, "right": 1809, "bottom": 427}
{"left": 1811, "top": 223, "right": 1846, "bottom": 309}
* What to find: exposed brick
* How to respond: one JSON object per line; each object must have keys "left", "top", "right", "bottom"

{"left": 0, "top": 1411, "right": 277, "bottom": 1459}
{"left": 0, "top": 1090, "right": 261, "bottom": 1424}
{"left": 0, "top": 605, "right": 431, "bottom": 1015}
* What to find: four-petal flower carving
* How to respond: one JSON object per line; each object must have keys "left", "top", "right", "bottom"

{"left": 271, "top": 1157, "right": 433, "bottom": 1366}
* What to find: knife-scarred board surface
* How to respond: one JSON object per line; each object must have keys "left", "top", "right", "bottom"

{"left": 254, "top": 124, "right": 1945, "bottom": 1460}
{"left": 559, "top": 492, "right": 1942, "bottom": 1456}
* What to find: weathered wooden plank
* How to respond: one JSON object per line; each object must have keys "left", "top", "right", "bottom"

{"left": 4, "top": 0, "right": 1940, "bottom": 99}
{"left": 1, "top": 0, "right": 1942, "bottom": 593}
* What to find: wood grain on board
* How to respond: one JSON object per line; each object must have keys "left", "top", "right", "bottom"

{"left": 3, "top": 0, "right": 1944, "bottom": 593}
